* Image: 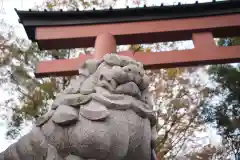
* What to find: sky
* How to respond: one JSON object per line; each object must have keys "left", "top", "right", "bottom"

{"left": 0, "top": 0, "right": 222, "bottom": 153}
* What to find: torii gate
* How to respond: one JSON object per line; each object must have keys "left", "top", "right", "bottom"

{"left": 15, "top": 0, "right": 240, "bottom": 78}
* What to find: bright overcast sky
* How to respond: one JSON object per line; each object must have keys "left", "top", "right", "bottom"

{"left": 0, "top": 0, "right": 222, "bottom": 153}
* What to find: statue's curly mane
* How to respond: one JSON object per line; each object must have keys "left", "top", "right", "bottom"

{"left": 34, "top": 53, "right": 156, "bottom": 128}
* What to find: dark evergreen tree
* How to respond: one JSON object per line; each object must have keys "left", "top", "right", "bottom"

{"left": 203, "top": 37, "right": 240, "bottom": 159}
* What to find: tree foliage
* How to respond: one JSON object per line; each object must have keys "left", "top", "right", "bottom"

{"left": 185, "top": 144, "right": 229, "bottom": 160}
{"left": 34, "top": 0, "right": 118, "bottom": 10}
{"left": 129, "top": 43, "right": 210, "bottom": 159}
{"left": 0, "top": 30, "right": 72, "bottom": 139}
{"left": 204, "top": 63, "right": 240, "bottom": 158}
{"left": 147, "top": 67, "right": 209, "bottom": 159}
{"left": 202, "top": 37, "right": 240, "bottom": 159}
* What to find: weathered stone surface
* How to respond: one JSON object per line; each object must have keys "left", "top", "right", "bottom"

{"left": 0, "top": 54, "right": 157, "bottom": 160}
{"left": 1, "top": 143, "right": 20, "bottom": 160}
{"left": 63, "top": 76, "right": 86, "bottom": 94}
{"left": 35, "top": 110, "right": 54, "bottom": 126}
{"left": 119, "top": 55, "right": 143, "bottom": 68}
{"left": 121, "top": 110, "right": 151, "bottom": 160}
{"left": 111, "top": 66, "right": 128, "bottom": 84}
{"left": 92, "top": 93, "right": 131, "bottom": 110}
{"left": 78, "top": 68, "right": 89, "bottom": 77}
{"left": 102, "top": 110, "right": 130, "bottom": 160}
{"left": 69, "top": 119, "right": 111, "bottom": 159}
{"left": 93, "top": 92, "right": 156, "bottom": 126}
{"left": 130, "top": 99, "right": 156, "bottom": 126}
{"left": 53, "top": 94, "right": 91, "bottom": 108}
{"left": 0, "top": 152, "right": 4, "bottom": 159}
{"left": 96, "top": 68, "right": 117, "bottom": 92}
{"left": 123, "top": 64, "right": 143, "bottom": 84}
{"left": 95, "top": 86, "right": 111, "bottom": 95}
{"left": 103, "top": 53, "right": 121, "bottom": 66}
{"left": 31, "top": 126, "right": 48, "bottom": 149}
{"left": 119, "top": 55, "right": 135, "bottom": 67}
{"left": 65, "top": 155, "right": 82, "bottom": 160}
{"left": 14, "top": 133, "right": 39, "bottom": 160}
{"left": 141, "top": 89, "right": 154, "bottom": 108}
{"left": 46, "top": 145, "right": 63, "bottom": 160}
{"left": 52, "top": 105, "right": 78, "bottom": 125}
{"left": 103, "top": 54, "right": 143, "bottom": 68}
{"left": 79, "top": 100, "right": 109, "bottom": 121}
{"left": 151, "top": 125, "right": 158, "bottom": 146}
{"left": 41, "top": 119, "right": 67, "bottom": 153}
{"left": 79, "top": 75, "right": 96, "bottom": 95}
{"left": 83, "top": 59, "right": 101, "bottom": 74}
{"left": 123, "top": 64, "right": 144, "bottom": 75}
{"left": 139, "top": 74, "right": 150, "bottom": 90}
{"left": 115, "top": 82, "right": 141, "bottom": 98}
{"left": 51, "top": 103, "right": 59, "bottom": 110}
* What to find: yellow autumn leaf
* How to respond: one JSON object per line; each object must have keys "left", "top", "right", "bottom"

{"left": 145, "top": 48, "right": 152, "bottom": 52}
{"left": 167, "top": 68, "right": 185, "bottom": 79}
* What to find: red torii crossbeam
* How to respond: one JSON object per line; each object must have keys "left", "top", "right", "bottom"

{"left": 35, "top": 14, "right": 240, "bottom": 50}
{"left": 15, "top": 1, "right": 240, "bottom": 78}
{"left": 35, "top": 32, "right": 240, "bottom": 77}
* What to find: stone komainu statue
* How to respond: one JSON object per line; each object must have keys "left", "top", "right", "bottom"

{"left": 0, "top": 54, "right": 157, "bottom": 160}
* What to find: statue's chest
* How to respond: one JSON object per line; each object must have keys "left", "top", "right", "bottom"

{"left": 69, "top": 110, "right": 150, "bottom": 160}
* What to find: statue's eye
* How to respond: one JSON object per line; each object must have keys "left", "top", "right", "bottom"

{"left": 99, "top": 75, "right": 104, "bottom": 80}
{"left": 128, "top": 68, "right": 131, "bottom": 72}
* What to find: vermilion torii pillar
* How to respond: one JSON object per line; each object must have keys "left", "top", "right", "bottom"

{"left": 94, "top": 33, "right": 117, "bottom": 60}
